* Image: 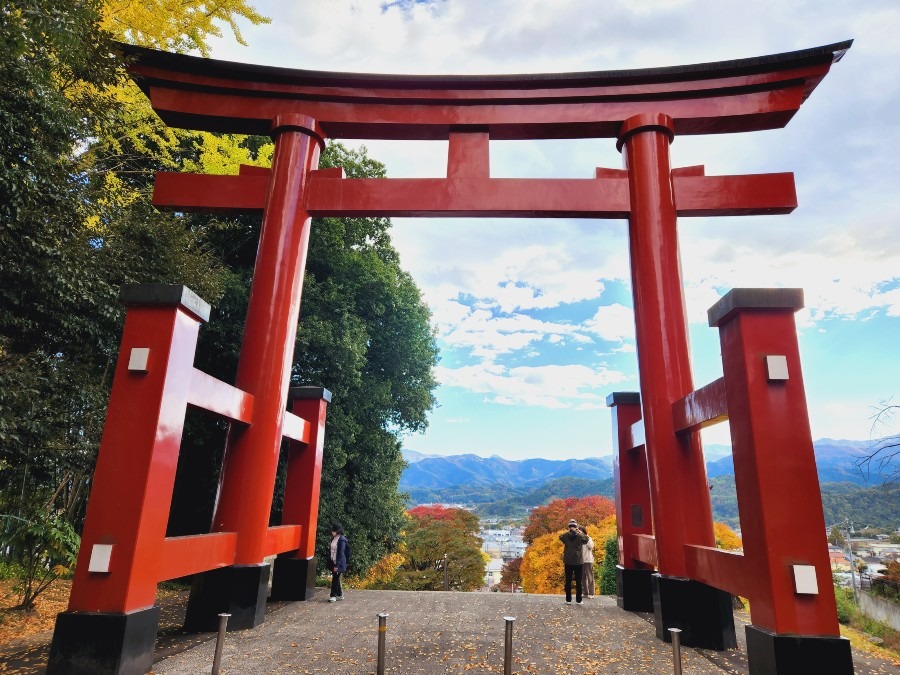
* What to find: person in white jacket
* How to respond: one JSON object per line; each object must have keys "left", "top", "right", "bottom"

{"left": 579, "top": 525, "right": 595, "bottom": 599}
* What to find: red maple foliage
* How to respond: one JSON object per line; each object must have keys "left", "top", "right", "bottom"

{"left": 523, "top": 495, "right": 615, "bottom": 544}
{"left": 408, "top": 505, "right": 459, "bottom": 521}
{"left": 407, "top": 505, "right": 479, "bottom": 533}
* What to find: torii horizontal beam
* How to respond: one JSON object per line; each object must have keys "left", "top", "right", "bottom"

{"left": 153, "top": 166, "right": 796, "bottom": 219}
{"left": 123, "top": 41, "right": 851, "bottom": 140}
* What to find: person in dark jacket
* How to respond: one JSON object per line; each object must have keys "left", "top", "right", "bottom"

{"left": 559, "top": 519, "right": 589, "bottom": 604}
{"left": 328, "top": 523, "right": 349, "bottom": 602}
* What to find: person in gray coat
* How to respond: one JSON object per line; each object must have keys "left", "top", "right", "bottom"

{"left": 579, "top": 525, "right": 595, "bottom": 598}
{"left": 559, "top": 519, "right": 589, "bottom": 603}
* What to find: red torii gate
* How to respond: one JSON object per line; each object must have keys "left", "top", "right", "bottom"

{"left": 48, "top": 41, "right": 854, "bottom": 674}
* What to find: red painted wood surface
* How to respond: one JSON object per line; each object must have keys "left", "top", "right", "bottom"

{"left": 281, "top": 394, "right": 329, "bottom": 559}
{"left": 124, "top": 41, "right": 849, "bottom": 139}
{"left": 68, "top": 304, "right": 200, "bottom": 613}
{"left": 211, "top": 115, "right": 322, "bottom": 565}
{"left": 672, "top": 377, "right": 728, "bottom": 434}
{"left": 159, "top": 533, "right": 237, "bottom": 581}
{"left": 264, "top": 525, "right": 303, "bottom": 557}
{"left": 620, "top": 113, "right": 716, "bottom": 578}
{"left": 153, "top": 169, "right": 796, "bottom": 219}
{"left": 609, "top": 395, "right": 654, "bottom": 571}
{"left": 715, "top": 297, "right": 839, "bottom": 636}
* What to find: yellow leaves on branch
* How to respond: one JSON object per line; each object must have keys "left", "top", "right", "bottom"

{"left": 101, "top": 0, "right": 270, "bottom": 56}
{"left": 182, "top": 132, "right": 273, "bottom": 175}
{"left": 520, "top": 530, "right": 563, "bottom": 595}
{"left": 346, "top": 551, "right": 406, "bottom": 590}
{"left": 714, "top": 522, "right": 742, "bottom": 551}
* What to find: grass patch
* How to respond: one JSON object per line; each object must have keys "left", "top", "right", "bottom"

{"left": 834, "top": 585, "right": 900, "bottom": 663}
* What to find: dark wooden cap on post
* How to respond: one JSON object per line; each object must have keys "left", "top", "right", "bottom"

{"left": 606, "top": 392, "right": 641, "bottom": 407}
{"left": 119, "top": 284, "right": 211, "bottom": 322}
{"left": 289, "top": 386, "right": 333, "bottom": 404}
{"left": 707, "top": 288, "right": 804, "bottom": 328}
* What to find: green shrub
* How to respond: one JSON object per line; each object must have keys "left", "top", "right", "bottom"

{"left": 599, "top": 537, "right": 618, "bottom": 596}
{"left": 0, "top": 559, "right": 26, "bottom": 580}
{"left": 834, "top": 586, "right": 854, "bottom": 625}
{"left": 0, "top": 511, "right": 80, "bottom": 611}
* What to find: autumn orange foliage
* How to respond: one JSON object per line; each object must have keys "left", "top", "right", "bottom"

{"left": 714, "top": 522, "right": 743, "bottom": 550}
{"left": 523, "top": 495, "right": 615, "bottom": 544}
{"left": 521, "top": 514, "right": 618, "bottom": 594}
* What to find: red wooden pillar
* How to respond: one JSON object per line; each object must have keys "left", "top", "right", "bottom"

{"left": 710, "top": 289, "right": 853, "bottom": 673}
{"left": 271, "top": 386, "right": 332, "bottom": 601}
{"left": 619, "top": 113, "right": 735, "bottom": 649}
{"left": 184, "top": 114, "right": 324, "bottom": 631}
{"left": 48, "top": 285, "right": 209, "bottom": 675}
{"left": 607, "top": 392, "right": 655, "bottom": 611}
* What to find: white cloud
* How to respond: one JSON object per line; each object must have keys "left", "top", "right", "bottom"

{"left": 436, "top": 362, "right": 628, "bottom": 408}
{"left": 438, "top": 308, "right": 594, "bottom": 361}
{"left": 584, "top": 303, "right": 636, "bottom": 342}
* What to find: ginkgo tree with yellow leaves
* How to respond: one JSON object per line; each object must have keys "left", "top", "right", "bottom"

{"left": 101, "top": 0, "right": 268, "bottom": 55}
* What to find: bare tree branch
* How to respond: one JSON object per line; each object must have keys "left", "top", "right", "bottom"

{"left": 855, "top": 400, "right": 900, "bottom": 483}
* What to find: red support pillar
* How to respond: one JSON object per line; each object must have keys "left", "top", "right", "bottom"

{"left": 271, "top": 386, "right": 332, "bottom": 601}
{"left": 607, "top": 392, "right": 655, "bottom": 612}
{"left": 710, "top": 289, "right": 853, "bottom": 673}
{"left": 619, "top": 113, "right": 735, "bottom": 649}
{"left": 48, "top": 285, "right": 209, "bottom": 675}
{"left": 184, "top": 114, "right": 324, "bottom": 632}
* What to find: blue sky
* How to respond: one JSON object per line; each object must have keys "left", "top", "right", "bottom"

{"left": 207, "top": 0, "right": 900, "bottom": 460}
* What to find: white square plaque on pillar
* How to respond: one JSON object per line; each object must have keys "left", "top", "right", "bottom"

{"left": 88, "top": 544, "right": 114, "bottom": 573}
{"left": 792, "top": 564, "right": 818, "bottom": 595}
{"left": 128, "top": 347, "right": 151, "bottom": 372}
{"left": 765, "top": 354, "right": 789, "bottom": 381}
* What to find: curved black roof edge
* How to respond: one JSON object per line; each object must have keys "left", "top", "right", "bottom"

{"left": 119, "top": 40, "right": 852, "bottom": 90}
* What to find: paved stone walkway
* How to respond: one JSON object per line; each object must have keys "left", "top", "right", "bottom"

{"left": 150, "top": 590, "right": 897, "bottom": 674}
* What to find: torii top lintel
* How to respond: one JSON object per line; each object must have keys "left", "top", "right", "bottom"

{"left": 125, "top": 41, "right": 851, "bottom": 141}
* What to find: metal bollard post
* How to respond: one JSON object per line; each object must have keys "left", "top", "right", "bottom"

{"left": 377, "top": 612, "right": 389, "bottom": 675}
{"left": 503, "top": 616, "right": 515, "bottom": 675}
{"left": 211, "top": 613, "right": 230, "bottom": 675}
{"left": 443, "top": 553, "right": 450, "bottom": 591}
{"left": 669, "top": 627, "right": 683, "bottom": 675}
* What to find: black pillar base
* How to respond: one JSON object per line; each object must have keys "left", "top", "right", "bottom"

{"left": 746, "top": 625, "right": 854, "bottom": 674}
{"left": 616, "top": 565, "right": 654, "bottom": 612}
{"left": 271, "top": 555, "right": 318, "bottom": 601}
{"left": 47, "top": 605, "right": 160, "bottom": 675}
{"left": 183, "top": 563, "right": 270, "bottom": 632}
{"left": 651, "top": 573, "right": 737, "bottom": 650}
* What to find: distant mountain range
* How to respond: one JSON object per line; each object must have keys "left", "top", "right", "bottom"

{"left": 402, "top": 438, "right": 889, "bottom": 492}
{"left": 401, "top": 439, "right": 897, "bottom": 527}
{"left": 400, "top": 454, "right": 614, "bottom": 490}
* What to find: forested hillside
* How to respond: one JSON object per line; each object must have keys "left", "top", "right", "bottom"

{"left": 408, "top": 464, "right": 898, "bottom": 528}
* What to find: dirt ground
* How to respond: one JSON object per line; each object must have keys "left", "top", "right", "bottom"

{"left": 0, "top": 580, "right": 897, "bottom": 674}
{"left": 0, "top": 579, "right": 73, "bottom": 645}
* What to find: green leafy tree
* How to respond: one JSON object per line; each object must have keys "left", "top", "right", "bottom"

{"left": 0, "top": 0, "right": 234, "bottom": 535}
{"left": 1, "top": 511, "right": 80, "bottom": 611}
{"left": 1, "top": 0, "right": 435, "bottom": 589}
{"left": 0, "top": 0, "right": 124, "bottom": 536}
{"left": 599, "top": 536, "right": 618, "bottom": 595}
{"left": 391, "top": 507, "right": 484, "bottom": 591}
{"left": 829, "top": 524, "right": 847, "bottom": 547}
